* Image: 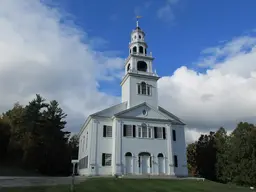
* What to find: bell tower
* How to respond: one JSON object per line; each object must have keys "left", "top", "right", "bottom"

{"left": 121, "top": 17, "right": 160, "bottom": 109}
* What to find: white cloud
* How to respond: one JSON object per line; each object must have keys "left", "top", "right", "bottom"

{"left": 157, "top": 0, "right": 179, "bottom": 22}
{"left": 1, "top": 0, "right": 256, "bottom": 144}
{"left": 0, "top": 0, "right": 123, "bottom": 129}
{"left": 158, "top": 33, "right": 256, "bottom": 138}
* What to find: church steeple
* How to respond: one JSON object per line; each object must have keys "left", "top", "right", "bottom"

{"left": 121, "top": 18, "right": 160, "bottom": 109}
{"left": 129, "top": 16, "right": 148, "bottom": 58}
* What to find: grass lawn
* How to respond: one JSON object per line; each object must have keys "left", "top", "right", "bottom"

{"left": 1, "top": 178, "right": 252, "bottom": 192}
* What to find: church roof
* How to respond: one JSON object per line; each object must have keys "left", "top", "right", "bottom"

{"left": 90, "top": 102, "right": 128, "bottom": 117}
{"left": 90, "top": 101, "right": 185, "bottom": 125}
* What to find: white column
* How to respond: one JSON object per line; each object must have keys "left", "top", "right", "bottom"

{"left": 133, "top": 155, "right": 136, "bottom": 174}
{"left": 166, "top": 124, "right": 175, "bottom": 175}
{"left": 114, "top": 119, "right": 123, "bottom": 175}
{"left": 112, "top": 119, "right": 117, "bottom": 175}
{"left": 90, "top": 119, "right": 99, "bottom": 175}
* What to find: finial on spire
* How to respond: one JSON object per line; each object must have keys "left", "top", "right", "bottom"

{"left": 136, "top": 15, "right": 142, "bottom": 27}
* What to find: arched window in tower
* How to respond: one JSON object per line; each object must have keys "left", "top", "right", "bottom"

{"left": 141, "top": 82, "right": 147, "bottom": 95}
{"left": 139, "top": 35, "right": 142, "bottom": 39}
{"left": 133, "top": 46, "right": 137, "bottom": 53}
{"left": 139, "top": 46, "right": 144, "bottom": 54}
{"left": 137, "top": 61, "right": 147, "bottom": 72}
{"left": 137, "top": 82, "right": 152, "bottom": 96}
{"left": 145, "top": 49, "right": 147, "bottom": 55}
{"left": 127, "top": 64, "right": 131, "bottom": 72}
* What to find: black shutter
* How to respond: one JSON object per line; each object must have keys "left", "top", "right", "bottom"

{"left": 163, "top": 127, "right": 166, "bottom": 139}
{"left": 174, "top": 155, "right": 178, "bottom": 167}
{"left": 172, "top": 130, "right": 176, "bottom": 141}
{"left": 154, "top": 127, "right": 157, "bottom": 138}
{"left": 138, "top": 156, "right": 141, "bottom": 167}
{"left": 123, "top": 125, "right": 127, "bottom": 137}
{"left": 133, "top": 125, "right": 136, "bottom": 137}
{"left": 103, "top": 125, "right": 106, "bottom": 137}
{"left": 138, "top": 85, "right": 141, "bottom": 94}
{"left": 102, "top": 153, "right": 105, "bottom": 166}
{"left": 150, "top": 156, "right": 152, "bottom": 167}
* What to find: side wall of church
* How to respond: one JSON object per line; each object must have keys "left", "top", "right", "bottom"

{"left": 172, "top": 125, "right": 188, "bottom": 177}
{"left": 78, "top": 119, "right": 92, "bottom": 176}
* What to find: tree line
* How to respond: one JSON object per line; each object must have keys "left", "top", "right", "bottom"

{"left": 187, "top": 122, "right": 256, "bottom": 186}
{"left": 0, "top": 94, "right": 79, "bottom": 176}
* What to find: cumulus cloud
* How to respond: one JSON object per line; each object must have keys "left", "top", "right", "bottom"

{"left": 0, "top": 0, "right": 123, "bottom": 129}
{"left": 1, "top": 0, "right": 256, "bottom": 144}
{"left": 158, "top": 34, "right": 256, "bottom": 136}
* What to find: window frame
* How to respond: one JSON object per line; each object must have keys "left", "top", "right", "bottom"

{"left": 102, "top": 153, "right": 112, "bottom": 166}
{"left": 103, "top": 125, "right": 112, "bottom": 138}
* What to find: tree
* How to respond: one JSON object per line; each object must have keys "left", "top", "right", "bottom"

{"left": 0, "top": 118, "right": 11, "bottom": 162}
{"left": 69, "top": 134, "right": 79, "bottom": 160}
{"left": 187, "top": 142, "right": 197, "bottom": 176}
{"left": 214, "top": 127, "right": 229, "bottom": 183}
{"left": 195, "top": 132, "right": 217, "bottom": 180}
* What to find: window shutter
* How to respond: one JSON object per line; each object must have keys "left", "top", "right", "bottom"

{"left": 154, "top": 127, "right": 157, "bottom": 138}
{"left": 133, "top": 125, "right": 136, "bottom": 137}
{"left": 103, "top": 125, "right": 106, "bottom": 137}
{"left": 163, "top": 127, "right": 166, "bottom": 139}
{"left": 174, "top": 155, "right": 178, "bottom": 167}
{"left": 150, "top": 156, "right": 152, "bottom": 167}
{"left": 102, "top": 153, "right": 106, "bottom": 166}
{"left": 138, "top": 156, "right": 141, "bottom": 167}
{"left": 123, "top": 125, "right": 127, "bottom": 137}
{"left": 147, "top": 86, "right": 150, "bottom": 95}
{"left": 172, "top": 130, "right": 176, "bottom": 141}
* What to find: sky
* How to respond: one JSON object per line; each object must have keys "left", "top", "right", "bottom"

{"left": 1, "top": 0, "right": 256, "bottom": 143}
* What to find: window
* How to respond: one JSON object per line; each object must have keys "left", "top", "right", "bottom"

{"left": 102, "top": 153, "right": 112, "bottom": 166}
{"left": 138, "top": 84, "right": 141, "bottom": 94}
{"left": 139, "top": 35, "right": 141, "bottom": 39}
{"left": 103, "top": 125, "right": 112, "bottom": 137}
{"left": 142, "top": 123, "right": 147, "bottom": 138}
{"left": 123, "top": 125, "right": 136, "bottom": 137}
{"left": 137, "top": 82, "right": 152, "bottom": 96}
{"left": 127, "top": 64, "right": 130, "bottom": 72}
{"left": 133, "top": 46, "right": 137, "bottom": 53}
{"left": 137, "top": 123, "right": 152, "bottom": 139}
{"left": 172, "top": 130, "right": 176, "bottom": 141}
{"left": 137, "top": 61, "right": 147, "bottom": 72}
{"left": 138, "top": 127, "right": 142, "bottom": 137}
{"left": 154, "top": 127, "right": 166, "bottom": 139}
{"left": 174, "top": 155, "right": 178, "bottom": 167}
{"left": 139, "top": 46, "right": 144, "bottom": 54}
{"left": 141, "top": 82, "right": 147, "bottom": 95}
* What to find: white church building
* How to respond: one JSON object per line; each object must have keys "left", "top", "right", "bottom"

{"left": 78, "top": 20, "right": 188, "bottom": 177}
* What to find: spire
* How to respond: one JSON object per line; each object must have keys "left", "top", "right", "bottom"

{"left": 136, "top": 16, "right": 142, "bottom": 28}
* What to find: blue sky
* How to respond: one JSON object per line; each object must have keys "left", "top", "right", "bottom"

{"left": 47, "top": 0, "right": 256, "bottom": 95}
{"left": 1, "top": 0, "right": 256, "bottom": 142}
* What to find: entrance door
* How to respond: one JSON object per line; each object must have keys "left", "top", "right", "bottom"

{"left": 125, "top": 152, "right": 133, "bottom": 174}
{"left": 158, "top": 153, "right": 164, "bottom": 175}
{"left": 139, "top": 152, "right": 150, "bottom": 174}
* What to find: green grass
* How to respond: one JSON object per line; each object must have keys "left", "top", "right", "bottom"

{"left": 1, "top": 178, "right": 252, "bottom": 192}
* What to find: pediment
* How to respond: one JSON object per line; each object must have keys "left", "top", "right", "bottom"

{"left": 114, "top": 102, "right": 172, "bottom": 120}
